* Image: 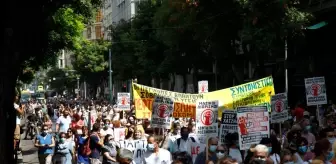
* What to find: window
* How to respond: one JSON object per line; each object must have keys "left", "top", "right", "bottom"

{"left": 87, "top": 27, "right": 92, "bottom": 39}
{"left": 95, "top": 25, "right": 102, "bottom": 39}
{"left": 96, "top": 10, "right": 103, "bottom": 22}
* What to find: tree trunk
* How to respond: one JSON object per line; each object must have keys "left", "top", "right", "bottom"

{"left": 1, "top": 40, "right": 20, "bottom": 163}
{"left": 170, "top": 73, "right": 175, "bottom": 91}
{"left": 182, "top": 73, "right": 187, "bottom": 93}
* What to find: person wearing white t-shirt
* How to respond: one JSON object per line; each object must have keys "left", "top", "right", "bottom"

{"left": 142, "top": 136, "right": 172, "bottom": 164}
{"left": 14, "top": 94, "right": 24, "bottom": 150}
{"left": 100, "top": 119, "right": 114, "bottom": 137}
{"left": 56, "top": 109, "right": 72, "bottom": 133}
{"left": 172, "top": 127, "right": 198, "bottom": 154}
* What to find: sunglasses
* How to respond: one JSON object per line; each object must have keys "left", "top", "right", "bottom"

{"left": 216, "top": 150, "right": 225, "bottom": 153}
{"left": 67, "top": 131, "right": 72, "bottom": 133}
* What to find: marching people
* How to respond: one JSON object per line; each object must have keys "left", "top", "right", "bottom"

{"left": 17, "top": 92, "right": 336, "bottom": 164}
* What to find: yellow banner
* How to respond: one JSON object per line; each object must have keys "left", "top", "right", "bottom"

{"left": 133, "top": 76, "right": 275, "bottom": 119}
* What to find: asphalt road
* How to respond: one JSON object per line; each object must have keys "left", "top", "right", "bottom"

{"left": 19, "top": 116, "right": 57, "bottom": 164}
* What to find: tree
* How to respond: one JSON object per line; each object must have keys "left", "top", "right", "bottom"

{"left": 72, "top": 40, "right": 110, "bottom": 98}
{"left": 45, "top": 68, "right": 78, "bottom": 95}
{"left": 2, "top": 0, "right": 100, "bottom": 162}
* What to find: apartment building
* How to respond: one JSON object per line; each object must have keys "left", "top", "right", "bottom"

{"left": 83, "top": 10, "right": 104, "bottom": 40}
{"left": 58, "top": 50, "right": 73, "bottom": 69}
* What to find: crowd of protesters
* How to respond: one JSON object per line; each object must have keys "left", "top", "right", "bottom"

{"left": 13, "top": 93, "right": 336, "bottom": 164}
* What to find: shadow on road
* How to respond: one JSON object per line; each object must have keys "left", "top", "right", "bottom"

{"left": 22, "top": 147, "right": 37, "bottom": 156}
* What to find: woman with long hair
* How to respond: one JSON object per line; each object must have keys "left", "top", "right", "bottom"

{"left": 102, "top": 134, "right": 117, "bottom": 164}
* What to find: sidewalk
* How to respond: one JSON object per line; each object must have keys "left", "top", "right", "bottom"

{"left": 20, "top": 139, "right": 39, "bottom": 164}
{"left": 19, "top": 116, "right": 39, "bottom": 164}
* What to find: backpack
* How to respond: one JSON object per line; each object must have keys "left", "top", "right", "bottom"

{"left": 177, "top": 137, "right": 196, "bottom": 149}
{"left": 80, "top": 134, "right": 95, "bottom": 156}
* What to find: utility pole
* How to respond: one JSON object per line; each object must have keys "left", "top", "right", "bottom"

{"left": 77, "top": 77, "right": 80, "bottom": 97}
{"left": 285, "top": 39, "right": 288, "bottom": 94}
{"left": 84, "top": 80, "right": 87, "bottom": 99}
{"left": 109, "top": 48, "right": 113, "bottom": 104}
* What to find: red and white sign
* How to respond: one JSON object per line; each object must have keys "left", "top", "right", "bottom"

{"left": 305, "top": 77, "right": 327, "bottom": 106}
{"left": 117, "top": 92, "right": 131, "bottom": 111}
{"left": 190, "top": 143, "right": 206, "bottom": 163}
{"left": 195, "top": 100, "right": 218, "bottom": 140}
{"left": 113, "top": 127, "right": 126, "bottom": 141}
{"left": 151, "top": 96, "right": 174, "bottom": 129}
{"left": 198, "top": 81, "right": 208, "bottom": 93}
{"left": 237, "top": 106, "right": 269, "bottom": 150}
{"left": 271, "top": 93, "right": 288, "bottom": 123}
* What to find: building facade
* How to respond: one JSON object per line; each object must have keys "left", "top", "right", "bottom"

{"left": 58, "top": 50, "right": 73, "bottom": 69}
{"left": 83, "top": 10, "right": 104, "bottom": 40}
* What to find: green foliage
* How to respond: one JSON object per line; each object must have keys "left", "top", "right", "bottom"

{"left": 73, "top": 40, "right": 110, "bottom": 76}
{"left": 18, "top": 67, "right": 36, "bottom": 84}
{"left": 109, "top": 0, "right": 313, "bottom": 82}
{"left": 45, "top": 68, "right": 77, "bottom": 94}
{"left": 17, "top": 0, "right": 101, "bottom": 73}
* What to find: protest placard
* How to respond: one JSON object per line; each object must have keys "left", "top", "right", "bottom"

{"left": 196, "top": 100, "right": 218, "bottom": 144}
{"left": 237, "top": 106, "right": 269, "bottom": 150}
{"left": 117, "top": 92, "right": 131, "bottom": 111}
{"left": 219, "top": 110, "right": 238, "bottom": 144}
{"left": 304, "top": 77, "right": 327, "bottom": 106}
{"left": 271, "top": 93, "right": 288, "bottom": 123}
{"left": 113, "top": 128, "right": 126, "bottom": 141}
{"left": 190, "top": 143, "right": 206, "bottom": 163}
{"left": 151, "top": 96, "right": 174, "bottom": 129}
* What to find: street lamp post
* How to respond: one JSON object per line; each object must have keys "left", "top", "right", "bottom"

{"left": 77, "top": 77, "right": 80, "bottom": 97}
{"left": 109, "top": 48, "right": 113, "bottom": 104}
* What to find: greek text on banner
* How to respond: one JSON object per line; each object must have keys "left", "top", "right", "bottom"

{"left": 133, "top": 76, "right": 275, "bottom": 119}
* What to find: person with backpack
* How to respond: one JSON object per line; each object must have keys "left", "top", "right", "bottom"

{"left": 76, "top": 126, "right": 89, "bottom": 164}
{"left": 89, "top": 123, "right": 104, "bottom": 164}
{"left": 172, "top": 127, "right": 197, "bottom": 154}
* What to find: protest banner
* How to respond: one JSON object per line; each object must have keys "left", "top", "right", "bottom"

{"left": 271, "top": 93, "right": 288, "bottom": 123}
{"left": 133, "top": 76, "right": 275, "bottom": 119}
{"left": 117, "top": 92, "right": 131, "bottom": 111}
{"left": 198, "top": 80, "right": 208, "bottom": 93}
{"left": 117, "top": 140, "right": 147, "bottom": 164}
{"left": 237, "top": 106, "right": 269, "bottom": 150}
{"left": 151, "top": 96, "right": 174, "bottom": 128}
{"left": 304, "top": 77, "right": 327, "bottom": 106}
{"left": 113, "top": 128, "right": 126, "bottom": 141}
{"left": 219, "top": 110, "right": 238, "bottom": 144}
{"left": 190, "top": 143, "right": 206, "bottom": 163}
{"left": 196, "top": 100, "right": 218, "bottom": 143}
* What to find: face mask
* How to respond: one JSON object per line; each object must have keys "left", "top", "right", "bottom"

{"left": 268, "top": 147, "right": 272, "bottom": 154}
{"left": 304, "top": 126, "right": 312, "bottom": 132}
{"left": 147, "top": 144, "right": 155, "bottom": 151}
{"left": 284, "top": 162, "right": 294, "bottom": 164}
{"left": 181, "top": 134, "right": 189, "bottom": 140}
{"left": 326, "top": 151, "right": 334, "bottom": 161}
{"left": 209, "top": 145, "right": 217, "bottom": 153}
{"left": 41, "top": 131, "right": 48, "bottom": 136}
{"left": 252, "top": 159, "right": 266, "bottom": 164}
{"left": 309, "top": 145, "right": 314, "bottom": 150}
{"left": 60, "top": 138, "right": 65, "bottom": 143}
{"left": 298, "top": 146, "right": 308, "bottom": 153}
{"left": 328, "top": 138, "right": 335, "bottom": 144}
{"left": 216, "top": 152, "right": 224, "bottom": 159}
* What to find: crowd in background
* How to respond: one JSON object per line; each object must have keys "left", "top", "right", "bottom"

{"left": 13, "top": 95, "right": 336, "bottom": 164}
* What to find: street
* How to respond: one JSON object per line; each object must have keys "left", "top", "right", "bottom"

{"left": 18, "top": 116, "right": 58, "bottom": 164}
